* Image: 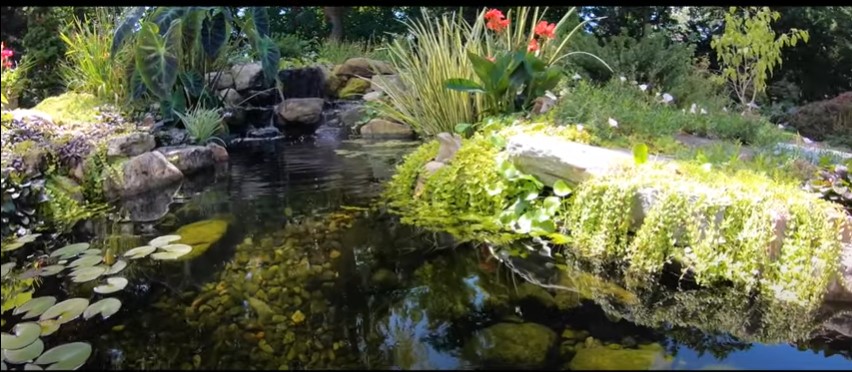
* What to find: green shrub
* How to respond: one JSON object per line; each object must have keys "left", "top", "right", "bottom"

{"left": 59, "top": 8, "right": 132, "bottom": 105}
{"left": 19, "top": 7, "right": 68, "bottom": 107}
{"left": 554, "top": 80, "right": 784, "bottom": 147}
{"left": 786, "top": 92, "right": 852, "bottom": 148}
{"left": 273, "top": 33, "right": 316, "bottom": 59}
{"left": 317, "top": 40, "right": 369, "bottom": 64}
{"left": 176, "top": 106, "right": 227, "bottom": 145}
{"left": 566, "top": 26, "right": 727, "bottom": 109}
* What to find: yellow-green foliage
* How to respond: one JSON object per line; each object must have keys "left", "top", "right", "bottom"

{"left": 81, "top": 143, "right": 125, "bottom": 202}
{"left": 565, "top": 162, "right": 843, "bottom": 308}
{"left": 33, "top": 92, "right": 104, "bottom": 125}
{"left": 41, "top": 176, "right": 108, "bottom": 232}
{"left": 386, "top": 123, "right": 844, "bottom": 310}
{"left": 337, "top": 78, "right": 371, "bottom": 98}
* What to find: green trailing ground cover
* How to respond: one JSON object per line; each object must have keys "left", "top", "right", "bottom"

{"left": 384, "top": 124, "right": 846, "bottom": 310}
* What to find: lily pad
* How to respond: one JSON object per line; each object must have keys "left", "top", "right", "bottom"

{"left": 2, "top": 234, "right": 40, "bottom": 252}
{"left": 34, "top": 342, "right": 91, "bottom": 370}
{"left": 49, "top": 243, "right": 89, "bottom": 260}
{"left": 69, "top": 266, "right": 106, "bottom": 283}
{"left": 83, "top": 298, "right": 122, "bottom": 320}
{"left": 3, "top": 338, "right": 44, "bottom": 364}
{"left": 1, "top": 262, "right": 16, "bottom": 278}
{"left": 3, "top": 339, "right": 43, "bottom": 365}
{"left": 148, "top": 235, "right": 181, "bottom": 248}
{"left": 36, "top": 266, "right": 64, "bottom": 277}
{"left": 13, "top": 297, "right": 57, "bottom": 319}
{"left": 39, "top": 298, "right": 89, "bottom": 324}
{"left": 104, "top": 260, "right": 127, "bottom": 275}
{"left": 37, "top": 320, "right": 59, "bottom": 337}
{"left": 80, "top": 249, "right": 101, "bottom": 256}
{"left": 24, "top": 364, "right": 42, "bottom": 370}
{"left": 67, "top": 256, "right": 102, "bottom": 269}
{"left": 93, "top": 277, "right": 128, "bottom": 295}
{"left": 0, "top": 322, "right": 41, "bottom": 350}
{"left": 123, "top": 246, "right": 156, "bottom": 259}
{"left": 151, "top": 244, "right": 192, "bottom": 260}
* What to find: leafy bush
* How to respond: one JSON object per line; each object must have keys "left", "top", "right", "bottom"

{"left": 176, "top": 106, "right": 227, "bottom": 145}
{"left": 59, "top": 8, "right": 133, "bottom": 105}
{"left": 1, "top": 42, "right": 32, "bottom": 110}
{"left": 19, "top": 7, "right": 68, "bottom": 107}
{"left": 273, "top": 33, "right": 316, "bottom": 59}
{"left": 554, "top": 80, "right": 784, "bottom": 147}
{"left": 803, "top": 163, "right": 851, "bottom": 215}
{"left": 566, "top": 26, "right": 726, "bottom": 109}
{"left": 786, "top": 92, "right": 852, "bottom": 148}
{"left": 317, "top": 40, "right": 370, "bottom": 64}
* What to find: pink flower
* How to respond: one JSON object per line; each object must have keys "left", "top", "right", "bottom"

{"left": 527, "top": 38, "right": 539, "bottom": 52}
{"left": 484, "top": 9, "right": 510, "bottom": 33}
{"left": 486, "top": 55, "right": 495, "bottom": 62}
{"left": 534, "top": 21, "right": 556, "bottom": 40}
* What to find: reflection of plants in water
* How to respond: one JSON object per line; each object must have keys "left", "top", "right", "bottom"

{"left": 666, "top": 328, "right": 752, "bottom": 360}
{"left": 378, "top": 301, "right": 438, "bottom": 370}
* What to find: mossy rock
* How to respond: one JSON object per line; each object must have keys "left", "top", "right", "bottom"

{"left": 325, "top": 73, "right": 344, "bottom": 97}
{"left": 174, "top": 218, "right": 231, "bottom": 260}
{"left": 512, "top": 282, "right": 556, "bottom": 308}
{"left": 32, "top": 92, "right": 105, "bottom": 125}
{"left": 338, "top": 78, "right": 371, "bottom": 99}
{"left": 568, "top": 343, "right": 670, "bottom": 370}
{"left": 463, "top": 322, "right": 557, "bottom": 368}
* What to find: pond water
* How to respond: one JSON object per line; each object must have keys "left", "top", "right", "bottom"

{"left": 4, "top": 126, "right": 851, "bottom": 370}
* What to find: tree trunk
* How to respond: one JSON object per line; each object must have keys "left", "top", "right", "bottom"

{"left": 323, "top": 7, "right": 345, "bottom": 42}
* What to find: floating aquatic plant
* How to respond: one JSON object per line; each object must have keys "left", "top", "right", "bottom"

{"left": 33, "top": 342, "right": 92, "bottom": 370}
{"left": 49, "top": 243, "right": 90, "bottom": 260}
{"left": 1, "top": 322, "right": 41, "bottom": 350}
{"left": 83, "top": 298, "right": 121, "bottom": 320}
{"left": 69, "top": 266, "right": 107, "bottom": 283}
{"left": 39, "top": 298, "right": 89, "bottom": 325}
{"left": 93, "top": 277, "right": 127, "bottom": 294}
{"left": 123, "top": 245, "right": 156, "bottom": 259}
{"left": 148, "top": 235, "right": 181, "bottom": 248}
{"left": 13, "top": 297, "right": 57, "bottom": 319}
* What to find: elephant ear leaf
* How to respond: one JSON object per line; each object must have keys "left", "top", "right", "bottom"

{"left": 251, "top": 7, "right": 270, "bottom": 39}
{"left": 201, "top": 10, "right": 229, "bottom": 59}
{"left": 111, "top": 6, "right": 146, "bottom": 58}
{"left": 151, "top": 7, "right": 187, "bottom": 35}
{"left": 135, "top": 21, "right": 182, "bottom": 100}
{"left": 257, "top": 36, "right": 280, "bottom": 86}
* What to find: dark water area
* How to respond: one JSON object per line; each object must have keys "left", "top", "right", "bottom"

{"left": 3, "top": 127, "right": 852, "bottom": 370}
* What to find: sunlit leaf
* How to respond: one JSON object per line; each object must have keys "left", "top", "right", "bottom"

{"left": 49, "top": 243, "right": 89, "bottom": 260}
{"left": 124, "top": 245, "right": 156, "bottom": 259}
{"left": 93, "top": 277, "right": 128, "bottom": 295}
{"left": 3, "top": 338, "right": 44, "bottom": 364}
{"left": 34, "top": 342, "right": 92, "bottom": 370}
{"left": 148, "top": 235, "right": 181, "bottom": 248}
{"left": 83, "top": 298, "right": 122, "bottom": 320}
{"left": 13, "top": 297, "right": 57, "bottom": 319}
{"left": 553, "top": 180, "right": 572, "bottom": 197}
{"left": 0, "top": 322, "right": 41, "bottom": 350}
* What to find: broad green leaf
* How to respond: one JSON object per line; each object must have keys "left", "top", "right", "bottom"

{"left": 37, "top": 320, "right": 59, "bottom": 337}
{"left": 111, "top": 7, "right": 146, "bottom": 58}
{"left": 149, "top": 235, "right": 181, "bottom": 248}
{"left": 633, "top": 143, "right": 649, "bottom": 165}
{"left": 93, "top": 277, "right": 128, "bottom": 295}
{"left": 105, "top": 260, "right": 127, "bottom": 276}
{"left": 83, "top": 298, "right": 122, "bottom": 320}
{"left": 14, "top": 297, "right": 57, "bottom": 319}
{"left": 516, "top": 212, "right": 534, "bottom": 233}
{"left": 124, "top": 245, "right": 156, "bottom": 259}
{"left": 257, "top": 36, "right": 281, "bottom": 86}
{"left": 201, "top": 10, "right": 229, "bottom": 59}
{"left": 1, "top": 322, "right": 41, "bottom": 350}
{"left": 454, "top": 123, "right": 473, "bottom": 135}
{"left": 68, "top": 255, "right": 102, "bottom": 269}
{"left": 151, "top": 7, "right": 187, "bottom": 35}
{"left": 1, "top": 262, "right": 15, "bottom": 278}
{"left": 39, "top": 299, "right": 89, "bottom": 325}
{"left": 135, "top": 21, "right": 182, "bottom": 100}
{"left": 533, "top": 220, "right": 556, "bottom": 234}
{"left": 553, "top": 180, "right": 572, "bottom": 197}
{"left": 3, "top": 338, "right": 44, "bottom": 364}
{"left": 34, "top": 342, "right": 92, "bottom": 370}
{"left": 467, "top": 51, "right": 495, "bottom": 86}
{"left": 251, "top": 7, "right": 270, "bottom": 38}
{"left": 542, "top": 196, "right": 561, "bottom": 215}
{"left": 49, "top": 243, "right": 89, "bottom": 260}
{"left": 69, "top": 266, "right": 107, "bottom": 283}
{"left": 445, "top": 79, "right": 485, "bottom": 93}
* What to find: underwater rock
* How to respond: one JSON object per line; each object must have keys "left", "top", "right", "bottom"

{"left": 174, "top": 218, "right": 230, "bottom": 260}
{"left": 246, "top": 126, "right": 282, "bottom": 139}
{"left": 339, "top": 106, "right": 366, "bottom": 128}
{"left": 248, "top": 297, "right": 274, "bottom": 322}
{"left": 218, "top": 88, "right": 242, "bottom": 107}
{"left": 360, "top": 119, "right": 414, "bottom": 140}
{"left": 371, "top": 268, "right": 399, "bottom": 290}
{"left": 120, "top": 182, "right": 180, "bottom": 222}
{"left": 106, "top": 132, "right": 156, "bottom": 157}
{"left": 513, "top": 282, "right": 556, "bottom": 308}
{"left": 464, "top": 322, "right": 557, "bottom": 368}
{"left": 156, "top": 146, "right": 216, "bottom": 175}
{"left": 106, "top": 151, "right": 183, "bottom": 198}
{"left": 568, "top": 343, "right": 670, "bottom": 370}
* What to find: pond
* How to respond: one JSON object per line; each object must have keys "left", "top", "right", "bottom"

{"left": 3, "top": 127, "right": 851, "bottom": 370}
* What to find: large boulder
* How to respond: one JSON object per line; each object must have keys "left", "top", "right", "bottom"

{"left": 206, "top": 71, "right": 235, "bottom": 90}
{"left": 207, "top": 143, "right": 229, "bottom": 163}
{"left": 339, "top": 106, "right": 367, "bottom": 128}
{"left": 231, "top": 62, "right": 264, "bottom": 91}
{"left": 107, "top": 151, "right": 184, "bottom": 198}
{"left": 360, "top": 119, "right": 414, "bottom": 139}
{"left": 277, "top": 98, "right": 325, "bottom": 125}
{"left": 156, "top": 146, "right": 216, "bottom": 175}
{"left": 218, "top": 88, "right": 242, "bottom": 107}
{"left": 107, "top": 132, "right": 156, "bottom": 157}
{"left": 463, "top": 322, "right": 557, "bottom": 368}
{"left": 335, "top": 58, "right": 394, "bottom": 78}
{"left": 370, "top": 74, "right": 405, "bottom": 93}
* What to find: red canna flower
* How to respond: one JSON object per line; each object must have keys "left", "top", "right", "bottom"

{"left": 534, "top": 21, "right": 557, "bottom": 40}
{"left": 484, "top": 9, "right": 504, "bottom": 22}
{"left": 527, "top": 38, "right": 539, "bottom": 52}
{"left": 486, "top": 55, "right": 495, "bottom": 62}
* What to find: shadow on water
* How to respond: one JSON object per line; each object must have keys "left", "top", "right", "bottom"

{"left": 7, "top": 131, "right": 851, "bottom": 370}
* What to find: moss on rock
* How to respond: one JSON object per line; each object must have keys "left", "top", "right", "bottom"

{"left": 463, "top": 322, "right": 557, "bottom": 368}
{"left": 32, "top": 92, "right": 104, "bottom": 125}
{"left": 337, "top": 78, "right": 371, "bottom": 98}
{"left": 568, "top": 343, "right": 671, "bottom": 370}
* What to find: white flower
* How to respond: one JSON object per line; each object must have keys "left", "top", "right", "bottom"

{"left": 722, "top": 107, "right": 728, "bottom": 112}
{"left": 689, "top": 103, "right": 697, "bottom": 114}
{"left": 803, "top": 137, "right": 813, "bottom": 144}
{"left": 655, "top": 92, "right": 661, "bottom": 98}
{"left": 576, "top": 124, "right": 584, "bottom": 131}
{"left": 701, "top": 163, "right": 712, "bottom": 171}
{"left": 572, "top": 73, "right": 582, "bottom": 80}
{"left": 639, "top": 84, "right": 648, "bottom": 92}
{"left": 777, "top": 124, "right": 785, "bottom": 129}
{"left": 608, "top": 117, "right": 618, "bottom": 128}
{"left": 746, "top": 101, "right": 760, "bottom": 109}
{"left": 700, "top": 108, "right": 708, "bottom": 115}
{"left": 619, "top": 76, "right": 627, "bottom": 82}
{"left": 631, "top": 80, "right": 638, "bottom": 85}
{"left": 661, "top": 93, "right": 673, "bottom": 104}
{"left": 545, "top": 90, "right": 558, "bottom": 100}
